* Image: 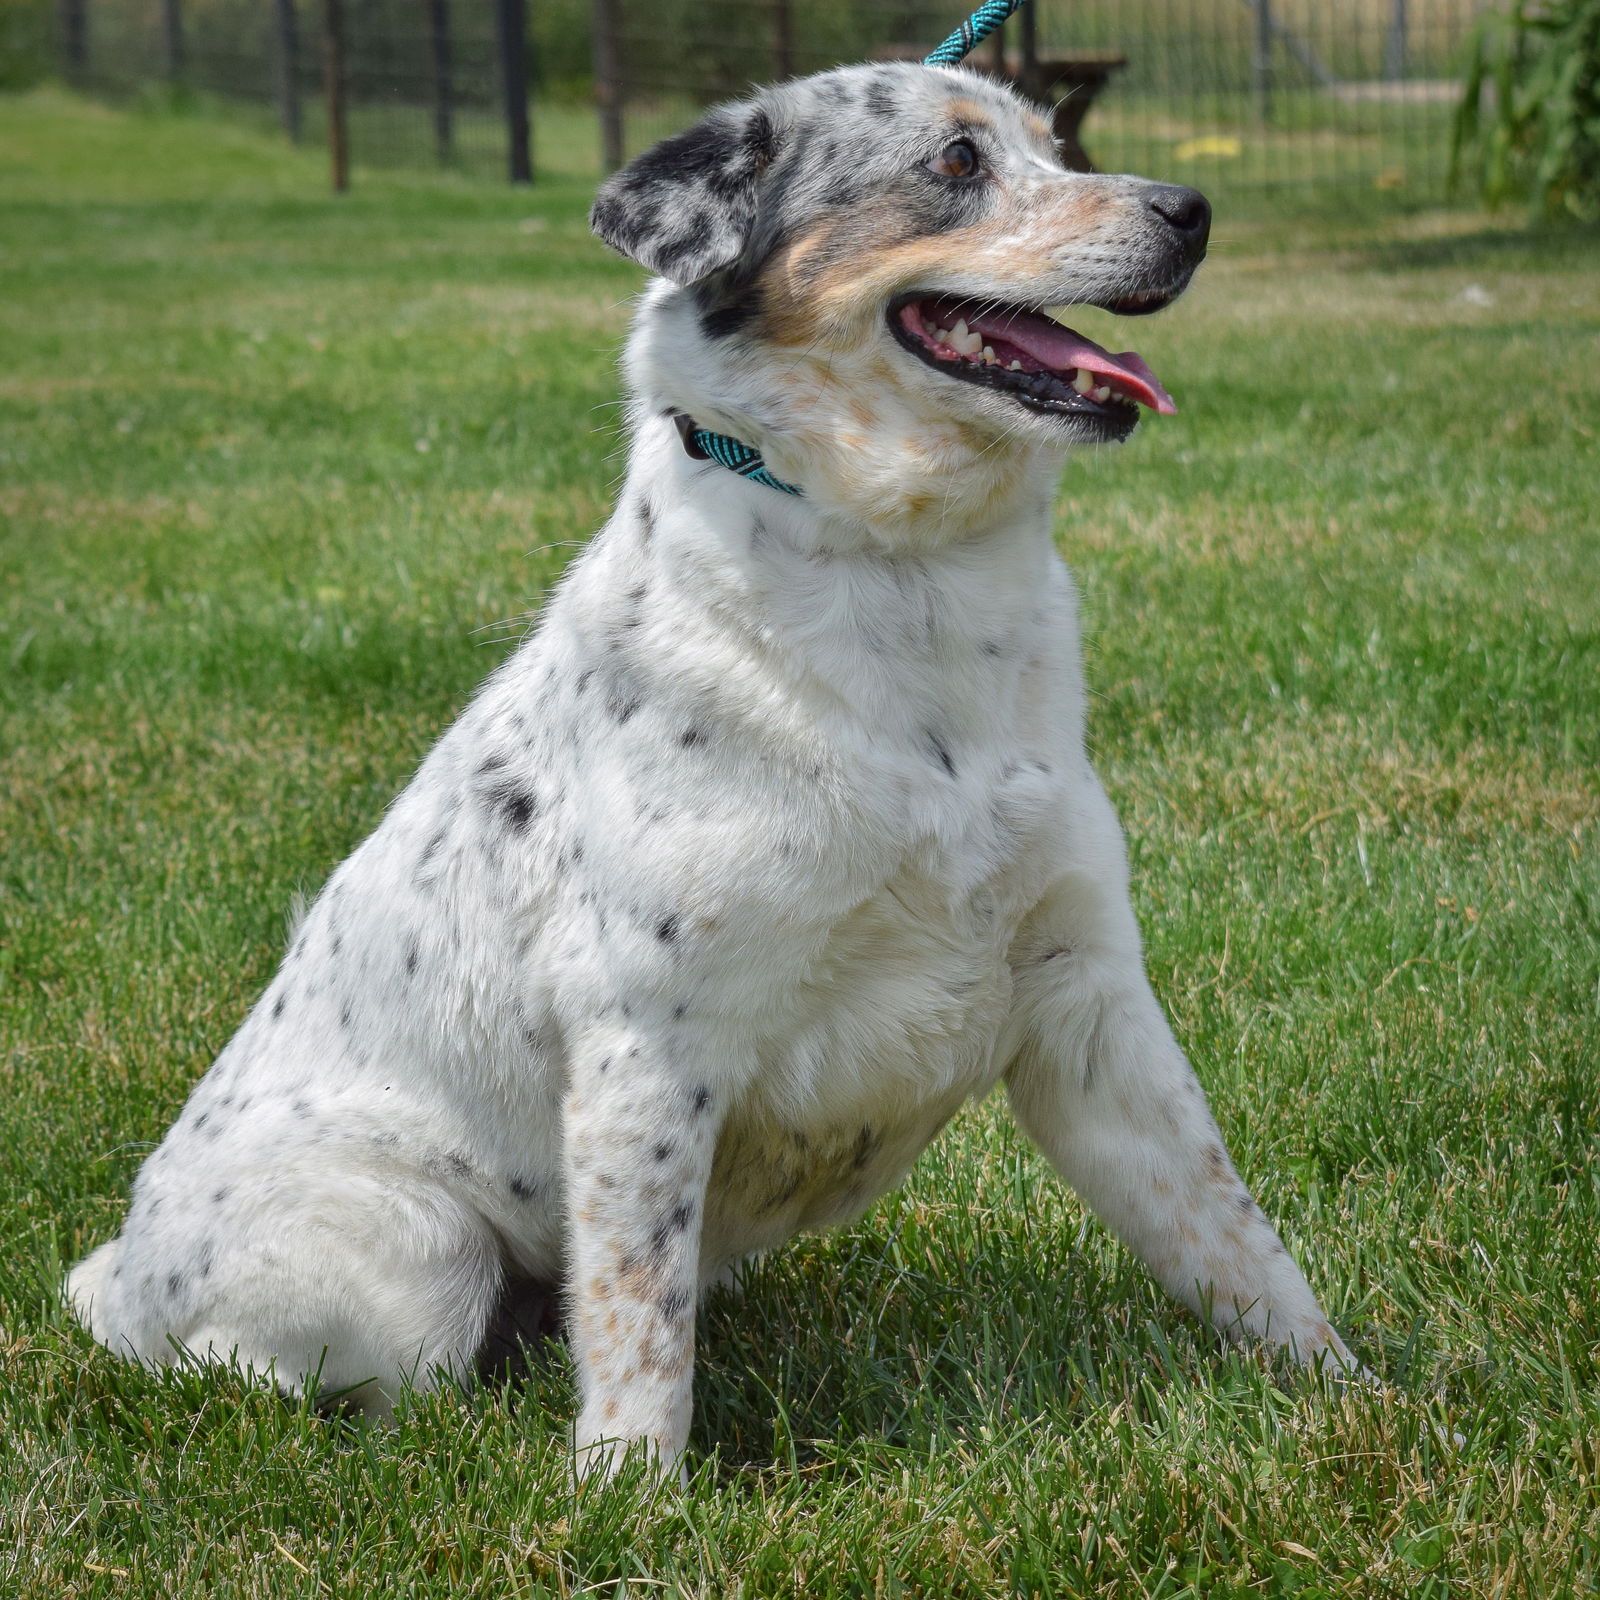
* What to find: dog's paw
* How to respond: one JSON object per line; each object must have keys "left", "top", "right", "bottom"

{"left": 573, "top": 1428, "right": 689, "bottom": 1492}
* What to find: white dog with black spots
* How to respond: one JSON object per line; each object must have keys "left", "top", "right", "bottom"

{"left": 70, "top": 60, "right": 1361, "bottom": 1481}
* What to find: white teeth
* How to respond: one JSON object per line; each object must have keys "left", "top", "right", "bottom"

{"left": 1091, "top": 384, "right": 1111, "bottom": 402}
{"left": 936, "top": 325, "right": 955, "bottom": 345}
{"left": 981, "top": 344, "right": 996, "bottom": 364}
{"left": 1071, "top": 369, "right": 1095, "bottom": 396}
{"left": 952, "top": 318, "right": 969, "bottom": 343}
{"left": 1009, "top": 360, "right": 1023, "bottom": 371}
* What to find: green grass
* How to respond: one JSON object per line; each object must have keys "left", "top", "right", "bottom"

{"left": 3, "top": 86, "right": 1599, "bottom": 1597}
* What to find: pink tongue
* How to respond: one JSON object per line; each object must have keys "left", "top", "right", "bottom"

{"left": 967, "top": 307, "right": 1177, "bottom": 415}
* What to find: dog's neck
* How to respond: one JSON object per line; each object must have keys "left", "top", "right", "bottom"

{"left": 625, "top": 282, "right": 1068, "bottom": 556}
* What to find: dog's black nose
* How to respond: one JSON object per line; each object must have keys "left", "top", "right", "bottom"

{"left": 1146, "top": 184, "right": 1211, "bottom": 255}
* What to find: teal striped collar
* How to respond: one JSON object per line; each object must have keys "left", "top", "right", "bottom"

{"left": 670, "top": 411, "right": 803, "bottom": 497}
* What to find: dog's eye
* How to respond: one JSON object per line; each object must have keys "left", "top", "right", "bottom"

{"left": 928, "top": 140, "right": 981, "bottom": 179}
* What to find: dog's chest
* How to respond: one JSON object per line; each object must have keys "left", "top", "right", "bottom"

{"left": 700, "top": 742, "right": 1058, "bottom": 1263}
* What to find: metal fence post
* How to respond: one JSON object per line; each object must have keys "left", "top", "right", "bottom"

{"left": 425, "top": 0, "right": 454, "bottom": 164}
{"left": 1251, "top": 0, "right": 1273, "bottom": 126}
{"left": 496, "top": 0, "right": 532, "bottom": 184}
{"left": 1384, "top": 0, "right": 1408, "bottom": 81}
{"left": 275, "top": 0, "right": 302, "bottom": 140}
{"left": 161, "top": 0, "right": 184, "bottom": 81}
{"left": 323, "top": 0, "right": 349, "bottom": 191}
{"left": 58, "top": 0, "right": 88, "bottom": 78}
{"left": 591, "top": 0, "right": 623, "bottom": 172}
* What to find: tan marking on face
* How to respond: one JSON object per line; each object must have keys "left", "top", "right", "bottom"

{"left": 944, "top": 100, "right": 994, "bottom": 127}
{"left": 754, "top": 182, "right": 1120, "bottom": 349}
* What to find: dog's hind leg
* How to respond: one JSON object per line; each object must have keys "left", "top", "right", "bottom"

{"left": 69, "top": 1163, "right": 506, "bottom": 1416}
{"left": 1004, "top": 776, "right": 1358, "bottom": 1371}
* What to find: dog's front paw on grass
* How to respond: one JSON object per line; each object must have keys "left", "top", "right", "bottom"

{"left": 573, "top": 1427, "right": 691, "bottom": 1492}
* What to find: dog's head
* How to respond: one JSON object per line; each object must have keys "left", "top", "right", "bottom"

{"left": 592, "top": 62, "right": 1209, "bottom": 536}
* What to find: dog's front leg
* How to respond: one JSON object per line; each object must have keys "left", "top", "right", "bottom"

{"left": 564, "top": 1042, "right": 720, "bottom": 1484}
{"left": 1005, "top": 775, "right": 1359, "bottom": 1372}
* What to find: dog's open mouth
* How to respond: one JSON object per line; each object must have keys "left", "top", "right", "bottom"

{"left": 888, "top": 294, "right": 1177, "bottom": 435}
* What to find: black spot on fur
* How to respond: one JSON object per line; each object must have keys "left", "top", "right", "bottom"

{"left": 212, "top": 1187, "right": 230, "bottom": 1205}
{"left": 193, "top": 1113, "right": 208, "bottom": 1132}
{"left": 636, "top": 497, "right": 655, "bottom": 538}
{"left": 420, "top": 829, "right": 447, "bottom": 865}
{"left": 652, "top": 1143, "right": 674, "bottom": 1162}
{"left": 477, "top": 752, "right": 508, "bottom": 775}
{"left": 649, "top": 1202, "right": 695, "bottom": 1255}
{"left": 166, "top": 1273, "right": 184, "bottom": 1298}
{"left": 292, "top": 1100, "right": 310, "bottom": 1118}
{"left": 575, "top": 668, "right": 594, "bottom": 695}
{"left": 672, "top": 1002, "right": 689, "bottom": 1020}
{"left": 339, "top": 1004, "right": 352, "bottom": 1030}
{"left": 405, "top": 940, "right": 420, "bottom": 977}
{"left": 272, "top": 993, "right": 287, "bottom": 1021}
{"left": 656, "top": 914, "right": 680, "bottom": 944}
{"left": 508, "top": 1176, "right": 537, "bottom": 1201}
{"left": 498, "top": 787, "right": 538, "bottom": 832}
{"left": 680, "top": 727, "right": 705, "bottom": 747}
{"left": 864, "top": 79, "right": 898, "bottom": 118}
{"left": 928, "top": 734, "right": 957, "bottom": 778}
{"left": 608, "top": 692, "right": 641, "bottom": 724}
{"left": 699, "top": 287, "right": 763, "bottom": 339}
{"left": 657, "top": 1287, "right": 691, "bottom": 1319}
{"left": 690, "top": 1086, "right": 711, "bottom": 1115}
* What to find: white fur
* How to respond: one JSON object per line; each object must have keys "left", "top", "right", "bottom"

{"left": 68, "top": 66, "right": 1357, "bottom": 1480}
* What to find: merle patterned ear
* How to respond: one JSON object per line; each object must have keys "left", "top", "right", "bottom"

{"left": 590, "top": 104, "right": 779, "bottom": 286}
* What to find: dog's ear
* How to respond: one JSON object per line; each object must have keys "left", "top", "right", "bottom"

{"left": 590, "top": 103, "right": 780, "bottom": 286}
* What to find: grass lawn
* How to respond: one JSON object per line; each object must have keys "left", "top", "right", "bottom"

{"left": 2, "top": 87, "right": 1598, "bottom": 1598}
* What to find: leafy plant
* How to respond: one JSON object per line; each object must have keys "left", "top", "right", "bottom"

{"left": 1452, "top": 0, "right": 1600, "bottom": 220}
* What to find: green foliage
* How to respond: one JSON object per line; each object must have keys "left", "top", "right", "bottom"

{"left": 0, "top": 0, "right": 54, "bottom": 89}
{"left": 1452, "top": 0, "right": 1600, "bottom": 220}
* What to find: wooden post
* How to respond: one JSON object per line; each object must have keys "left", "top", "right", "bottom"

{"left": 772, "top": 0, "right": 792, "bottom": 80}
{"left": 496, "top": 0, "right": 532, "bottom": 184}
{"left": 275, "top": 0, "right": 302, "bottom": 141}
{"left": 161, "top": 0, "right": 184, "bottom": 80}
{"left": 591, "top": 0, "right": 623, "bottom": 173}
{"left": 425, "top": 0, "right": 454, "bottom": 163}
{"left": 58, "top": 0, "right": 88, "bottom": 77}
{"left": 1251, "top": 0, "right": 1273, "bottom": 126}
{"left": 323, "top": 0, "right": 349, "bottom": 192}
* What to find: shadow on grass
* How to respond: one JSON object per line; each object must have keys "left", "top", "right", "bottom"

{"left": 1363, "top": 221, "right": 1600, "bottom": 272}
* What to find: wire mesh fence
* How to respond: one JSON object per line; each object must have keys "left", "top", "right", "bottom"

{"left": 37, "top": 0, "right": 1496, "bottom": 200}
{"left": 603, "top": 0, "right": 1496, "bottom": 201}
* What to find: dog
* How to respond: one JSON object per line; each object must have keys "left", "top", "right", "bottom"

{"left": 68, "top": 59, "right": 1361, "bottom": 1480}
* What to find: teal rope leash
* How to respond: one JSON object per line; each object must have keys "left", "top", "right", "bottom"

{"left": 925, "top": 0, "right": 1031, "bottom": 67}
{"left": 673, "top": 0, "right": 1036, "bottom": 497}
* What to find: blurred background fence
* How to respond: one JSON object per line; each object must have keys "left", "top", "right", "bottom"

{"left": 6, "top": 0, "right": 1495, "bottom": 198}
